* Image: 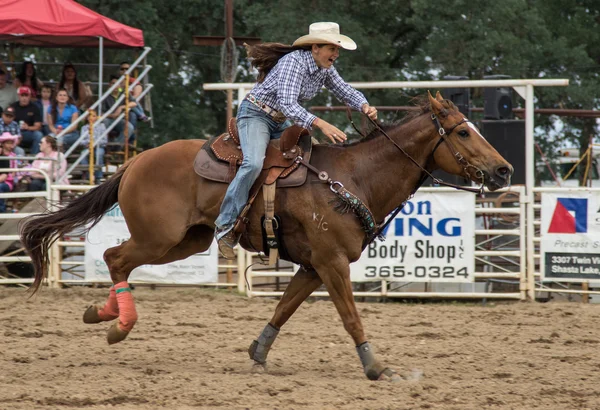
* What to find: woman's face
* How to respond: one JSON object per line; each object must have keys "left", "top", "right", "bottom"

{"left": 64, "top": 67, "right": 76, "bottom": 80}
{"left": 39, "top": 138, "right": 50, "bottom": 152}
{"left": 312, "top": 44, "right": 340, "bottom": 69}
{"left": 56, "top": 91, "right": 69, "bottom": 104}
{"left": 25, "top": 63, "right": 34, "bottom": 77}
{"left": 89, "top": 111, "right": 98, "bottom": 123}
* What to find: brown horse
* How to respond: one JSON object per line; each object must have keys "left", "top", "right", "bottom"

{"left": 21, "top": 92, "right": 512, "bottom": 381}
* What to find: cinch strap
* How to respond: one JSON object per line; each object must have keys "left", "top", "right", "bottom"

{"left": 115, "top": 287, "right": 131, "bottom": 294}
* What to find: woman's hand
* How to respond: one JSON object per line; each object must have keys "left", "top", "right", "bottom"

{"left": 312, "top": 118, "right": 346, "bottom": 143}
{"left": 362, "top": 104, "right": 378, "bottom": 120}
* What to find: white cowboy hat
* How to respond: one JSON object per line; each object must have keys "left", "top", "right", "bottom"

{"left": 292, "top": 22, "right": 357, "bottom": 50}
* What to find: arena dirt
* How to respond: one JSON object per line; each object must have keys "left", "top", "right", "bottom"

{"left": 1, "top": 287, "right": 599, "bottom": 409}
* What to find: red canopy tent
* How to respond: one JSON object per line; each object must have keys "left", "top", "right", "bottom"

{"left": 0, "top": 0, "right": 144, "bottom": 48}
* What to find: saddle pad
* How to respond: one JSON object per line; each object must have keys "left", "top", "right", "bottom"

{"left": 194, "top": 134, "right": 313, "bottom": 188}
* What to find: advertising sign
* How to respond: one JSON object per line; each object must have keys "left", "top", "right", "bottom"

{"left": 84, "top": 205, "right": 218, "bottom": 284}
{"left": 350, "top": 191, "right": 475, "bottom": 282}
{"left": 541, "top": 193, "right": 600, "bottom": 282}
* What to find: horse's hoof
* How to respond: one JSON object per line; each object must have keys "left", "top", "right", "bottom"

{"left": 251, "top": 361, "right": 267, "bottom": 374}
{"left": 83, "top": 305, "right": 102, "bottom": 324}
{"left": 106, "top": 322, "right": 129, "bottom": 345}
{"left": 376, "top": 368, "right": 402, "bottom": 382}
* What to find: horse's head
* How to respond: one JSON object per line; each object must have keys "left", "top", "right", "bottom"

{"left": 427, "top": 91, "right": 513, "bottom": 191}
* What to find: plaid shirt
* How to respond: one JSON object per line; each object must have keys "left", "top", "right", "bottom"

{"left": 250, "top": 50, "right": 368, "bottom": 130}
{"left": 0, "top": 119, "right": 21, "bottom": 137}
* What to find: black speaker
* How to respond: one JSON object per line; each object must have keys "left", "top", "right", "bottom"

{"left": 480, "top": 120, "right": 525, "bottom": 185}
{"left": 483, "top": 75, "right": 513, "bottom": 120}
{"left": 442, "top": 76, "right": 470, "bottom": 117}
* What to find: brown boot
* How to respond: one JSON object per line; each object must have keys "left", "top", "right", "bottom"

{"left": 215, "top": 228, "right": 239, "bottom": 259}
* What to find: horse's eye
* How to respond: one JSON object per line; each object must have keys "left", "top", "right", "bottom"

{"left": 458, "top": 130, "right": 469, "bottom": 138}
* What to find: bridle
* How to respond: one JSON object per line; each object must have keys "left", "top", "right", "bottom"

{"left": 354, "top": 111, "right": 488, "bottom": 243}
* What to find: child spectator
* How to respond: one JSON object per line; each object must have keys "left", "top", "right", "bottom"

{"left": 57, "top": 63, "right": 92, "bottom": 110}
{"left": 21, "top": 135, "right": 68, "bottom": 191}
{"left": 0, "top": 68, "right": 17, "bottom": 112}
{"left": 48, "top": 88, "right": 79, "bottom": 150}
{"left": 79, "top": 109, "right": 107, "bottom": 183}
{"left": 13, "top": 62, "right": 44, "bottom": 100}
{"left": 39, "top": 84, "right": 53, "bottom": 136}
{"left": 0, "top": 107, "right": 24, "bottom": 157}
{"left": 0, "top": 132, "right": 18, "bottom": 212}
{"left": 11, "top": 87, "right": 43, "bottom": 154}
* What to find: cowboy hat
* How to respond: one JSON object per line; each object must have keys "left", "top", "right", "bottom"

{"left": 0, "top": 132, "right": 18, "bottom": 143}
{"left": 292, "top": 22, "right": 357, "bottom": 50}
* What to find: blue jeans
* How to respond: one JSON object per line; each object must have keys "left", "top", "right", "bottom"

{"left": 0, "top": 182, "right": 11, "bottom": 212}
{"left": 80, "top": 146, "right": 105, "bottom": 182}
{"left": 215, "top": 100, "right": 292, "bottom": 230}
{"left": 21, "top": 130, "right": 44, "bottom": 154}
{"left": 60, "top": 131, "right": 80, "bottom": 151}
{"left": 103, "top": 119, "right": 135, "bottom": 145}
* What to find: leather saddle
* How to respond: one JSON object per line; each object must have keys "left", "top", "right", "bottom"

{"left": 194, "top": 118, "right": 313, "bottom": 188}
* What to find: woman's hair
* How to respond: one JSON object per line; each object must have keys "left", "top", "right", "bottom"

{"left": 245, "top": 43, "right": 310, "bottom": 83}
{"left": 51, "top": 88, "right": 69, "bottom": 124}
{"left": 43, "top": 135, "right": 58, "bottom": 151}
{"left": 58, "top": 63, "right": 80, "bottom": 103}
{"left": 17, "top": 62, "right": 40, "bottom": 95}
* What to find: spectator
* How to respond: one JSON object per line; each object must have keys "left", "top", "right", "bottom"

{"left": 57, "top": 63, "right": 92, "bottom": 110}
{"left": 79, "top": 109, "right": 107, "bottom": 183}
{"left": 11, "top": 87, "right": 43, "bottom": 154}
{"left": 0, "top": 68, "right": 17, "bottom": 112}
{"left": 118, "top": 61, "right": 150, "bottom": 124}
{"left": 48, "top": 88, "right": 79, "bottom": 150}
{"left": 21, "top": 135, "right": 68, "bottom": 191}
{"left": 102, "top": 75, "right": 135, "bottom": 146}
{"left": 13, "top": 62, "right": 44, "bottom": 100}
{"left": 0, "top": 132, "right": 18, "bottom": 212}
{"left": 39, "top": 84, "right": 53, "bottom": 136}
{"left": 0, "top": 106, "right": 24, "bottom": 157}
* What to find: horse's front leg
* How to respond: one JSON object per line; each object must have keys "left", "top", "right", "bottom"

{"left": 313, "top": 255, "right": 401, "bottom": 381}
{"left": 249, "top": 266, "right": 322, "bottom": 370}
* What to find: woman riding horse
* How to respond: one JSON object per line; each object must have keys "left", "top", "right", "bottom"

{"left": 215, "top": 22, "right": 378, "bottom": 258}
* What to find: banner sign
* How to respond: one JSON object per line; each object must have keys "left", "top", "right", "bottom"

{"left": 541, "top": 192, "right": 600, "bottom": 282}
{"left": 84, "top": 205, "right": 218, "bottom": 284}
{"left": 350, "top": 191, "right": 475, "bottom": 282}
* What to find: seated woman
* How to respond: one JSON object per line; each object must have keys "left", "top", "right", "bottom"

{"left": 56, "top": 63, "right": 92, "bottom": 110}
{"left": 13, "top": 62, "right": 44, "bottom": 101}
{"left": 23, "top": 135, "right": 68, "bottom": 191}
{"left": 47, "top": 88, "right": 79, "bottom": 150}
{"left": 79, "top": 109, "right": 107, "bottom": 183}
{"left": 0, "top": 132, "right": 19, "bottom": 212}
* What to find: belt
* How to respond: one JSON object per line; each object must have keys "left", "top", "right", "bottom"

{"left": 246, "top": 94, "right": 286, "bottom": 123}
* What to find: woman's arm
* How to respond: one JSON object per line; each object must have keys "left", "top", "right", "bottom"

{"left": 47, "top": 110, "right": 57, "bottom": 134}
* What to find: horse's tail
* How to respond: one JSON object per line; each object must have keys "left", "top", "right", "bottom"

{"left": 21, "top": 161, "right": 132, "bottom": 294}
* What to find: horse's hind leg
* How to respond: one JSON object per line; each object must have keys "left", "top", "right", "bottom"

{"left": 99, "top": 225, "right": 214, "bottom": 344}
{"left": 249, "top": 266, "right": 322, "bottom": 370}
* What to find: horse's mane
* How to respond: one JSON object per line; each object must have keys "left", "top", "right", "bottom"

{"left": 350, "top": 94, "right": 458, "bottom": 145}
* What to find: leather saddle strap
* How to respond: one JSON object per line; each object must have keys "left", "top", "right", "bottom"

{"left": 262, "top": 182, "right": 278, "bottom": 265}
{"left": 233, "top": 170, "right": 270, "bottom": 234}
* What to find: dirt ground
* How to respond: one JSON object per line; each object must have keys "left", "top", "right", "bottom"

{"left": 1, "top": 287, "right": 600, "bottom": 410}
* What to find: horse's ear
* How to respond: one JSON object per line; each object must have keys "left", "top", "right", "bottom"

{"left": 428, "top": 91, "right": 445, "bottom": 117}
{"left": 435, "top": 91, "right": 444, "bottom": 102}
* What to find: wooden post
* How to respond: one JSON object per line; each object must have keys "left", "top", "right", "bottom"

{"left": 124, "top": 74, "right": 130, "bottom": 161}
{"left": 582, "top": 281, "right": 589, "bottom": 303}
{"left": 88, "top": 111, "right": 95, "bottom": 185}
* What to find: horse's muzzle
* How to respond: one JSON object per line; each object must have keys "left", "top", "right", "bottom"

{"left": 484, "top": 163, "right": 514, "bottom": 190}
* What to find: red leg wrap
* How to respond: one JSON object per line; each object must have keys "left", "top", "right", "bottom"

{"left": 97, "top": 286, "right": 119, "bottom": 321}
{"left": 115, "top": 281, "right": 138, "bottom": 332}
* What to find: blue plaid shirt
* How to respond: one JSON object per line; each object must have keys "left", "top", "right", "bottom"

{"left": 0, "top": 119, "right": 21, "bottom": 137}
{"left": 249, "top": 50, "right": 368, "bottom": 130}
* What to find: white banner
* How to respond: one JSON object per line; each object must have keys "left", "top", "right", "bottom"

{"left": 540, "top": 192, "right": 600, "bottom": 282}
{"left": 84, "top": 205, "right": 218, "bottom": 284}
{"left": 350, "top": 191, "right": 475, "bottom": 282}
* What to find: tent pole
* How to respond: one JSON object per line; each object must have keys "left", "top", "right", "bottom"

{"left": 98, "top": 36, "right": 104, "bottom": 116}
